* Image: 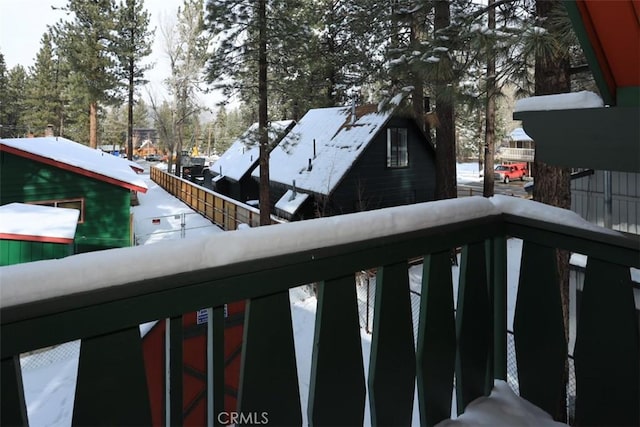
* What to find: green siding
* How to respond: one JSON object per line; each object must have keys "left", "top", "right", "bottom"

{"left": 1, "top": 152, "right": 132, "bottom": 253}
{"left": 0, "top": 240, "right": 73, "bottom": 266}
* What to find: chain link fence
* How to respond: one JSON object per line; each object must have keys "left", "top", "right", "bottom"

{"left": 20, "top": 340, "right": 80, "bottom": 372}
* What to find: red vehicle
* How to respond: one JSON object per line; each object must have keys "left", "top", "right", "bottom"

{"left": 493, "top": 162, "right": 528, "bottom": 183}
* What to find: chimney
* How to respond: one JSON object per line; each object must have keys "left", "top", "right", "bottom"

{"left": 307, "top": 158, "right": 312, "bottom": 171}
{"left": 289, "top": 180, "right": 297, "bottom": 201}
{"left": 351, "top": 99, "right": 357, "bottom": 124}
{"left": 44, "top": 124, "right": 54, "bottom": 137}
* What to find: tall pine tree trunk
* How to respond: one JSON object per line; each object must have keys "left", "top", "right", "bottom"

{"left": 258, "top": 0, "right": 270, "bottom": 226}
{"left": 127, "top": 58, "right": 134, "bottom": 160}
{"left": 89, "top": 101, "right": 98, "bottom": 148}
{"left": 483, "top": 0, "right": 496, "bottom": 197}
{"left": 534, "top": 0, "right": 571, "bottom": 421}
{"left": 434, "top": 0, "right": 457, "bottom": 200}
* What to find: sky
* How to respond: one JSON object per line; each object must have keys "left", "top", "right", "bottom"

{"left": 0, "top": 0, "right": 223, "bottom": 109}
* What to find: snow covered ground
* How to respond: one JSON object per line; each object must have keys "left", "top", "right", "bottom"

{"left": 18, "top": 167, "right": 564, "bottom": 427}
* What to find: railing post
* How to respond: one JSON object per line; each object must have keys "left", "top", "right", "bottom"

{"left": 369, "top": 262, "right": 416, "bottom": 425}
{"left": 417, "top": 251, "right": 456, "bottom": 427}
{"left": 238, "top": 291, "right": 302, "bottom": 425}
{"left": 513, "top": 242, "right": 567, "bottom": 420}
{"left": 73, "top": 328, "right": 152, "bottom": 426}
{"left": 491, "top": 235, "right": 507, "bottom": 381}
{"left": 456, "top": 242, "right": 492, "bottom": 414}
{"left": 1, "top": 356, "right": 28, "bottom": 426}
{"left": 308, "top": 276, "right": 366, "bottom": 426}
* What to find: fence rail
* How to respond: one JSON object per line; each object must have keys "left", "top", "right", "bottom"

{"left": 2, "top": 196, "right": 638, "bottom": 426}
{"left": 150, "top": 167, "right": 282, "bottom": 230}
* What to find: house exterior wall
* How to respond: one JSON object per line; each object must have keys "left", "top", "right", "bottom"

{"left": 0, "top": 152, "right": 132, "bottom": 253}
{"left": 328, "top": 117, "right": 436, "bottom": 215}
{"left": 571, "top": 170, "right": 640, "bottom": 235}
{"left": 0, "top": 239, "right": 73, "bottom": 266}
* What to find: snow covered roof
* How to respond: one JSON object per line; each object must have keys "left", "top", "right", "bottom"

{"left": 0, "top": 203, "right": 79, "bottom": 244}
{"left": 210, "top": 120, "right": 294, "bottom": 182}
{"left": 275, "top": 190, "right": 310, "bottom": 216}
{"left": 514, "top": 91, "right": 604, "bottom": 113}
{"left": 253, "top": 103, "right": 406, "bottom": 195}
{"left": 0, "top": 137, "right": 147, "bottom": 193}
{"left": 509, "top": 128, "right": 532, "bottom": 142}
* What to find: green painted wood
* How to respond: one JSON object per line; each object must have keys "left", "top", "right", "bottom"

{"left": 72, "top": 327, "right": 152, "bottom": 426}
{"left": 574, "top": 258, "right": 639, "bottom": 426}
{"left": 369, "top": 262, "right": 416, "bottom": 426}
{"left": 416, "top": 251, "right": 456, "bottom": 426}
{"left": 513, "top": 241, "right": 567, "bottom": 419}
{"left": 491, "top": 236, "right": 508, "bottom": 381}
{"left": 455, "top": 242, "right": 492, "bottom": 414}
{"left": 0, "top": 240, "right": 73, "bottom": 266}
{"left": 238, "top": 291, "right": 302, "bottom": 426}
{"left": 513, "top": 108, "right": 640, "bottom": 173}
{"left": 169, "top": 316, "right": 183, "bottom": 426}
{"left": 1, "top": 356, "right": 28, "bottom": 427}
{"left": 308, "top": 275, "right": 366, "bottom": 426}
{"left": 2, "top": 215, "right": 503, "bottom": 359}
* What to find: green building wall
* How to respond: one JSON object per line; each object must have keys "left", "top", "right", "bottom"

{"left": 0, "top": 152, "right": 132, "bottom": 253}
{"left": 0, "top": 239, "right": 74, "bottom": 266}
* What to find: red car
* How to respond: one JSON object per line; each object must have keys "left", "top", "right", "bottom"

{"left": 494, "top": 163, "right": 528, "bottom": 183}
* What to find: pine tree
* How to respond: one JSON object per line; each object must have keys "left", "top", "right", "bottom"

{"left": 54, "top": 0, "right": 120, "bottom": 148}
{"left": 114, "top": 0, "right": 154, "bottom": 159}
{"left": 23, "top": 31, "right": 64, "bottom": 136}
{"left": 2, "top": 65, "right": 28, "bottom": 137}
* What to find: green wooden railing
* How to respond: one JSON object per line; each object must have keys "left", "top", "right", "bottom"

{"left": 1, "top": 196, "right": 638, "bottom": 426}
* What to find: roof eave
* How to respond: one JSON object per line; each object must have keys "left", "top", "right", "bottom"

{"left": 514, "top": 107, "right": 640, "bottom": 173}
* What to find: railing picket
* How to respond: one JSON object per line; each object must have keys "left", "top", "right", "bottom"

{"left": 1, "top": 355, "right": 28, "bottom": 426}
{"left": 513, "top": 241, "right": 567, "bottom": 419}
{"left": 456, "top": 242, "right": 492, "bottom": 414}
{"left": 369, "top": 262, "right": 416, "bottom": 426}
{"left": 72, "top": 327, "right": 152, "bottom": 426}
{"left": 238, "top": 291, "right": 302, "bottom": 425}
{"left": 417, "top": 251, "right": 456, "bottom": 426}
{"left": 308, "top": 275, "right": 366, "bottom": 426}
{"left": 574, "top": 258, "right": 639, "bottom": 426}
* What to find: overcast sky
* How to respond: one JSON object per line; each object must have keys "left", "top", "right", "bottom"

{"left": 0, "top": 0, "right": 224, "bottom": 109}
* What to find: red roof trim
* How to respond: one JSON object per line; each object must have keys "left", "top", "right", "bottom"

{"left": 0, "top": 232, "right": 74, "bottom": 245}
{"left": 0, "top": 144, "right": 147, "bottom": 193}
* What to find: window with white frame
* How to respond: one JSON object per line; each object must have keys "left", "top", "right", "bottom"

{"left": 386, "top": 128, "right": 408, "bottom": 168}
{"left": 29, "top": 198, "right": 85, "bottom": 223}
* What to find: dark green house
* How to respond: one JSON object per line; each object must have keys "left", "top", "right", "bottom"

{"left": 0, "top": 203, "right": 79, "bottom": 266}
{"left": 0, "top": 137, "right": 147, "bottom": 253}
{"left": 251, "top": 100, "right": 436, "bottom": 220}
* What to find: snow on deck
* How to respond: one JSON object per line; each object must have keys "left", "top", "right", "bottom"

{"left": 2, "top": 195, "right": 627, "bottom": 310}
